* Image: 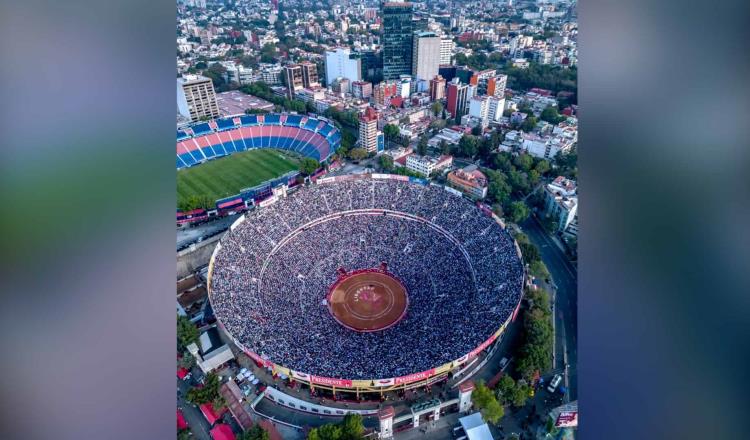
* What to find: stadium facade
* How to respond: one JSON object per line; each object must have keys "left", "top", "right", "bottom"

{"left": 175, "top": 113, "right": 341, "bottom": 216}
{"left": 207, "top": 174, "right": 525, "bottom": 394}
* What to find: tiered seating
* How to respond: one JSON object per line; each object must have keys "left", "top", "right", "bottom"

{"left": 177, "top": 113, "right": 340, "bottom": 169}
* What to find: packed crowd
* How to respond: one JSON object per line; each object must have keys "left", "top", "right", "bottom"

{"left": 209, "top": 177, "right": 524, "bottom": 380}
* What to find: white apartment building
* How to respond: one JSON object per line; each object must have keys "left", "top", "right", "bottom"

{"left": 325, "top": 48, "right": 362, "bottom": 91}
{"left": 412, "top": 32, "right": 441, "bottom": 82}
{"left": 544, "top": 176, "right": 578, "bottom": 231}
{"left": 177, "top": 74, "right": 220, "bottom": 122}
{"left": 468, "top": 95, "right": 491, "bottom": 128}
{"left": 405, "top": 154, "right": 453, "bottom": 177}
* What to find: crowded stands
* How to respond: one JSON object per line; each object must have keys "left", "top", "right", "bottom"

{"left": 209, "top": 176, "right": 524, "bottom": 380}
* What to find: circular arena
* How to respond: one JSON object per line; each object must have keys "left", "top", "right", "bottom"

{"left": 208, "top": 174, "right": 525, "bottom": 392}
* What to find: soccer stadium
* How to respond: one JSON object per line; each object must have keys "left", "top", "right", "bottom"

{"left": 176, "top": 113, "right": 341, "bottom": 218}
{"left": 207, "top": 174, "right": 525, "bottom": 394}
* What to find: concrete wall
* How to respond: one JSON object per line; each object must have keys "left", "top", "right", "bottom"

{"left": 177, "top": 234, "right": 221, "bottom": 279}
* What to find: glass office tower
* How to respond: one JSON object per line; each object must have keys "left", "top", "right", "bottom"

{"left": 382, "top": 2, "right": 414, "bottom": 80}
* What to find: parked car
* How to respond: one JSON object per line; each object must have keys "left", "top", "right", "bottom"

{"left": 499, "top": 357, "right": 511, "bottom": 371}
{"left": 547, "top": 374, "right": 562, "bottom": 393}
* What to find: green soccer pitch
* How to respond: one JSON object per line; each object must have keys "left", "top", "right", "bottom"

{"left": 177, "top": 148, "right": 299, "bottom": 207}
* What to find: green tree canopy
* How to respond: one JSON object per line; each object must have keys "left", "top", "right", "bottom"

{"left": 299, "top": 157, "right": 320, "bottom": 176}
{"left": 472, "top": 381, "right": 505, "bottom": 424}
{"left": 508, "top": 201, "right": 530, "bottom": 223}
{"left": 349, "top": 147, "right": 368, "bottom": 161}
{"left": 431, "top": 101, "right": 443, "bottom": 117}
{"left": 177, "top": 315, "right": 200, "bottom": 351}
{"left": 417, "top": 135, "right": 429, "bottom": 156}
{"left": 186, "top": 372, "right": 221, "bottom": 405}
{"left": 382, "top": 123, "right": 400, "bottom": 140}
{"left": 238, "top": 425, "right": 270, "bottom": 440}
{"left": 378, "top": 154, "right": 394, "bottom": 171}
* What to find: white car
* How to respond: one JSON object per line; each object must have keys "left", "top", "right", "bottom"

{"left": 499, "top": 357, "right": 511, "bottom": 371}
{"left": 547, "top": 374, "right": 562, "bottom": 393}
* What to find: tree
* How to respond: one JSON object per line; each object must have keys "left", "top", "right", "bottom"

{"left": 520, "top": 115, "right": 537, "bottom": 132}
{"left": 529, "top": 260, "right": 551, "bottom": 281}
{"left": 299, "top": 157, "right": 320, "bottom": 176}
{"left": 382, "top": 123, "right": 400, "bottom": 140}
{"left": 340, "top": 414, "right": 365, "bottom": 439}
{"left": 534, "top": 159, "right": 551, "bottom": 175}
{"left": 514, "top": 154, "right": 534, "bottom": 172}
{"left": 306, "top": 414, "right": 365, "bottom": 440}
{"left": 238, "top": 425, "right": 269, "bottom": 440}
{"left": 378, "top": 154, "right": 394, "bottom": 171}
{"left": 511, "top": 381, "right": 530, "bottom": 408}
{"left": 431, "top": 101, "right": 443, "bottom": 117}
{"left": 348, "top": 147, "right": 368, "bottom": 161}
{"left": 177, "top": 315, "right": 200, "bottom": 351}
{"left": 508, "top": 201, "right": 530, "bottom": 223}
{"left": 178, "top": 429, "right": 192, "bottom": 440}
{"left": 439, "top": 140, "right": 451, "bottom": 155}
{"left": 496, "top": 376, "right": 516, "bottom": 405}
{"left": 540, "top": 106, "right": 564, "bottom": 124}
{"left": 417, "top": 135, "right": 429, "bottom": 156}
{"left": 186, "top": 372, "right": 221, "bottom": 405}
{"left": 178, "top": 351, "right": 196, "bottom": 370}
{"left": 458, "top": 135, "right": 478, "bottom": 158}
{"left": 471, "top": 125, "right": 482, "bottom": 136}
{"left": 472, "top": 381, "right": 505, "bottom": 424}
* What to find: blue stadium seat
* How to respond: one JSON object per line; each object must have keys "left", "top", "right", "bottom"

{"left": 239, "top": 115, "right": 258, "bottom": 127}
{"left": 216, "top": 118, "right": 235, "bottom": 130}
{"left": 318, "top": 124, "right": 333, "bottom": 138}
{"left": 284, "top": 114, "right": 303, "bottom": 126}
{"left": 191, "top": 123, "right": 212, "bottom": 136}
{"left": 303, "top": 118, "right": 319, "bottom": 131}
{"left": 264, "top": 114, "right": 281, "bottom": 125}
{"left": 180, "top": 153, "right": 196, "bottom": 166}
{"left": 201, "top": 146, "right": 216, "bottom": 158}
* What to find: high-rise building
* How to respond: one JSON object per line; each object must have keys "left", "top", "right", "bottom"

{"left": 382, "top": 2, "right": 414, "bottom": 80}
{"left": 446, "top": 80, "right": 469, "bottom": 120}
{"left": 359, "top": 107, "right": 380, "bottom": 153}
{"left": 412, "top": 32, "right": 441, "bottom": 82}
{"left": 284, "top": 65, "right": 304, "bottom": 98}
{"left": 325, "top": 48, "right": 362, "bottom": 90}
{"left": 440, "top": 37, "right": 454, "bottom": 65}
{"left": 469, "top": 95, "right": 491, "bottom": 128}
{"left": 299, "top": 61, "right": 320, "bottom": 88}
{"left": 429, "top": 75, "right": 446, "bottom": 101}
{"left": 488, "top": 96, "right": 506, "bottom": 122}
{"left": 177, "top": 74, "right": 220, "bottom": 122}
{"left": 486, "top": 74, "right": 508, "bottom": 97}
{"left": 352, "top": 81, "right": 373, "bottom": 99}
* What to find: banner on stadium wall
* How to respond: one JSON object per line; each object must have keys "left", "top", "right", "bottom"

{"left": 511, "top": 300, "right": 522, "bottom": 322}
{"left": 444, "top": 186, "right": 463, "bottom": 197}
{"left": 408, "top": 177, "right": 428, "bottom": 185}
{"left": 245, "top": 350, "right": 273, "bottom": 368}
{"left": 258, "top": 195, "right": 278, "bottom": 208}
{"left": 291, "top": 371, "right": 310, "bottom": 381}
{"left": 316, "top": 177, "right": 335, "bottom": 184}
{"left": 372, "top": 173, "right": 390, "bottom": 180}
{"left": 452, "top": 353, "right": 470, "bottom": 368}
{"left": 394, "top": 369, "right": 436, "bottom": 385}
{"left": 311, "top": 376, "right": 353, "bottom": 387}
{"left": 392, "top": 175, "right": 410, "bottom": 182}
{"left": 469, "top": 333, "right": 499, "bottom": 359}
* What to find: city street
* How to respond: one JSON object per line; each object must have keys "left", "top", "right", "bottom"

{"left": 178, "top": 378, "right": 212, "bottom": 440}
{"left": 521, "top": 216, "right": 578, "bottom": 401}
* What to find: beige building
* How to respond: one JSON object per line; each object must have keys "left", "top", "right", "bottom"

{"left": 447, "top": 165, "right": 488, "bottom": 199}
{"left": 177, "top": 75, "right": 220, "bottom": 122}
{"left": 359, "top": 107, "right": 380, "bottom": 153}
{"left": 405, "top": 154, "right": 453, "bottom": 177}
{"left": 412, "top": 32, "right": 441, "bottom": 82}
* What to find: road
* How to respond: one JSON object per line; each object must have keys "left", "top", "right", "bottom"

{"left": 521, "top": 215, "right": 578, "bottom": 401}
{"left": 178, "top": 378, "right": 212, "bottom": 440}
